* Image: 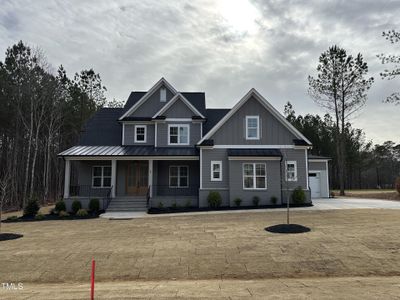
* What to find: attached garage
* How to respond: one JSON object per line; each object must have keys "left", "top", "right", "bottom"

{"left": 308, "top": 155, "right": 330, "bottom": 198}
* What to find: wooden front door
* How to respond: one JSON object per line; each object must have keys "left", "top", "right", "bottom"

{"left": 126, "top": 161, "right": 148, "bottom": 196}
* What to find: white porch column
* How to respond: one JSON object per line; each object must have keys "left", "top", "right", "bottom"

{"left": 63, "top": 159, "right": 71, "bottom": 199}
{"left": 111, "top": 159, "right": 117, "bottom": 198}
{"left": 148, "top": 159, "right": 153, "bottom": 197}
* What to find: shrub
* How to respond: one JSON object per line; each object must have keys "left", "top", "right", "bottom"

{"left": 158, "top": 202, "right": 164, "bottom": 209}
{"left": 71, "top": 200, "right": 82, "bottom": 214}
{"left": 59, "top": 210, "right": 69, "bottom": 218}
{"left": 23, "top": 198, "right": 40, "bottom": 217}
{"left": 207, "top": 191, "right": 222, "bottom": 208}
{"left": 35, "top": 213, "right": 45, "bottom": 220}
{"left": 395, "top": 177, "right": 400, "bottom": 195}
{"left": 252, "top": 196, "right": 260, "bottom": 206}
{"left": 330, "top": 191, "right": 335, "bottom": 198}
{"left": 234, "top": 198, "right": 242, "bottom": 207}
{"left": 171, "top": 202, "right": 177, "bottom": 209}
{"left": 6, "top": 215, "right": 18, "bottom": 221}
{"left": 76, "top": 209, "right": 88, "bottom": 217}
{"left": 89, "top": 198, "right": 100, "bottom": 213}
{"left": 55, "top": 200, "right": 66, "bottom": 213}
{"left": 185, "top": 200, "right": 192, "bottom": 208}
{"left": 270, "top": 196, "right": 278, "bottom": 205}
{"left": 291, "top": 186, "right": 306, "bottom": 205}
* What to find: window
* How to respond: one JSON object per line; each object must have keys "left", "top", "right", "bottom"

{"left": 134, "top": 125, "right": 146, "bottom": 143}
{"left": 246, "top": 116, "right": 260, "bottom": 140}
{"left": 168, "top": 124, "right": 189, "bottom": 145}
{"left": 169, "top": 166, "right": 189, "bottom": 188}
{"left": 243, "top": 163, "right": 266, "bottom": 189}
{"left": 211, "top": 161, "right": 222, "bottom": 181}
{"left": 160, "top": 87, "right": 167, "bottom": 102}
{"left": 92, "top": 166, "right": 112, "bottom": 188}
{"left": 286, "top": 161, "right": 297, "bottom": 181}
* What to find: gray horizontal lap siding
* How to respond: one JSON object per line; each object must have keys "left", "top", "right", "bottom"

{"left": 124, "top": 124, "right": 155, "bottom": 146}
{"left": 157, "top": 122, "right": 201, "bottom": 147}
{"left": 130, "top": 85, "right": 175, "bottom": 117}
{"left": 210, "top": 96, "right": 297, "bottom": 145}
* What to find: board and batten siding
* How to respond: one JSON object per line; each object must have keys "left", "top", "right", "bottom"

{"left": 123, "top": 124, "right": 155, "bottom": 146}
{"left": 162, "top": 98, "right": 196, "bottom": 118}
{"left": 156, "top": 122, "right": 201, "bottom": 147}
{"left": 281, "top": 149, "right": 308, "bottom": 190}
{"left": 209, "top": 96, "right": 297, "bottom": 145}
{"left": 129, "top": 85, "right": 175, "bottom": 117}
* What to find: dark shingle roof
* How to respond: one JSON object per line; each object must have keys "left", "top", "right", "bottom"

{"left": 203, "top": 109, "right": 230, "bottom": 134}
{"left": 308, "top": 155, "right": 331, "bottom": 160}
{"left": 227, "top": 149, "right": 282, "bottom": 157}
{"left": 59, "top": 146, "right": 198, "bottom": 157}
{"left": 293, "top": 139, "right": 311, "bottom": 146}
{"left": 79, "top": 108, "right": 123, "bottom": 146}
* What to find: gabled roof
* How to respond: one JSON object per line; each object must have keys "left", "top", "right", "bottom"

{"left": 119, "top": 78, "right": 178, "bottom": 120}
{"left": 197, "top": 88, "right": 312, "bottom": 146}
{"left": 203, "top": 108, "right": 230, "bottom": 134}
{"left": 152, "top": 93, "right": 205, "bottom": 119}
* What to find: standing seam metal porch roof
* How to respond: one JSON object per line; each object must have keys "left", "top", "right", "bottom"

{"left": 227, "top": 149, "right": 282, "bottom": 157}
{"left": 59, "top": 146, "right": 199, "bottom": 157}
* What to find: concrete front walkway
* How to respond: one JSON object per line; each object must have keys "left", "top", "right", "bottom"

{"left": 100, "top": 197, "right": 400, "bottom": 219}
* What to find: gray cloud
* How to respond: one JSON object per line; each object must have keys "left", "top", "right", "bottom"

{"left": 0, "top": 0, "right": 399, "bottom": 143}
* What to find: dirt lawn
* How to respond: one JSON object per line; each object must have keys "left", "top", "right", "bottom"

{"left": 1, "top": 209, "right": 400, "bottom": 299}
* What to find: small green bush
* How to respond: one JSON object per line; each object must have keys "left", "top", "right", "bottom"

{"left": 6, "top": 215, "right": 18, "bottom": 221}
{"left": 395, "top": 177, "right": 400, "bottom": 195}
{"left": 270, "top": 196, "right": 278, "bottom": 205}
{"left": 158, "top": 202, "right": 164, "bottom": 209}
{"left": 252, "top": 196, "right": 260, "bottom": 206}
{"left": 76, "top": 208, "right": 88, "bottom": 217}
{"left": 291, "top": 186, "right": 306, "bottom": 204}
{"left": 89, "top": 198, "right": 100, "bottom": 212}
{"left": 55, "top": 200, "right": 66, "bottom": 212}
{"left": 23, "top": 198, "right": 40, "bottom": 217}
{"left": 71, "top": 200, "right": 82, "bottom": 214}
{"left": 35, "top": 213, "right": 45, "bottom": 220}
{"left": 185, "top": 200, "right": 192, "bottom": 208}
{"left": 59, "top": 210, "right": 69, "bottom": 217}
{"left": 234, "top": 198, "right": 242, "bottom": 207}
{"left": 207, "top": 191, "right": 222, "bottom": 208}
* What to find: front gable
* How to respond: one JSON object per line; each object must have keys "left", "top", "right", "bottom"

{"left": 153, "top": 94, "right": 205, "bottom": 119}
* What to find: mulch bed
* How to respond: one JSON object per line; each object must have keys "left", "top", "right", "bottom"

{"left": 0, "top": 233, "right": 23, "bottom": 241}
{"left": 265, "top": 224, "right": 311, "bottom": 234}
{"left": 2, "top": 211, "right": 104, "bottom": 223}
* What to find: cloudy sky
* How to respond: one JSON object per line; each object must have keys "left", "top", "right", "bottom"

{"left": 1, "top": 0, "right": 399, "bottom": 143}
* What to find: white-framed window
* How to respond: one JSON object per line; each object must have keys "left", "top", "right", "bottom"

{"left": 168, "top": 124, "right": 190, "bottom": 145}
{"left": 211, "top": 161, "right": 222, "bottom": 181}
{"left": 169, "top": 166, "right": 189, "bottom": 188}
{"left": 246, "top": 116, "right": 260, "bottom": 140}
{"left": 160, "top": 87, "right": 167, "bottom": 102}
{"left": 243, "top": 163, "right": 267, "bottom": 190}
{"left": 92, "top": 166, "right": 112, "bottom": 188}
{"left": 286, "top": 161, "right": 297, "bottom": 181}
{"left": 134, "top": 125, "right": 147, "bottom": 143}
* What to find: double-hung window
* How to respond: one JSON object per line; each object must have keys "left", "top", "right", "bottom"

{"left": 92, "top": 166, "right": 112, "bottom": 188}
{"left": 169, "top": 166, "right": 189, "bottom": 188}
{"left": 286, "top": 161, "right": 297, "bottom": 181}
{"left": 168, "top": 124, "right": 189, "bottom": 145}
{"left": 211, "top": 161, "right": 222, "bottom": 181}
{"left": 246, "top": 116, "right": 260, "bottom": 140}
{"left": 134, "top": 125, "right": 146, "bottom": 143}
{"left": 243, "top": 163, "right": 266, "bottom": 189}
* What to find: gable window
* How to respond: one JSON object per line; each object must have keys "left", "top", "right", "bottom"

{"left": 286, "top": 161, "right": 297, "bottom": 181}
{"left": 246, "top": 116, "right": 260, "bottom": 140}
{"left": 211, "top": 161, "right": 222, "bottom": 181}
{"left": 92, "top": 166, "right": 111, "bottom": 188}
{"left": 160, "top": 87, "right": 167, "bottom": 102}
{"left": 168, "top": 124, "right": 189, "bottom": 145}
{"left": 243, "top": 163, "right": 266, "bottom": 190}
{"left": 169, "top": 166, "right": 189, "bottom": 188}
{"left": 134, "top": 125, "right": 147, "bottom": 143}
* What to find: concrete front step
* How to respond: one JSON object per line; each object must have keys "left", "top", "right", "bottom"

{"left": 106, "top": 197, "right": 147, "bottom": 212}
{"left": 106, "top": 207, "right": 147, "bottom": 212}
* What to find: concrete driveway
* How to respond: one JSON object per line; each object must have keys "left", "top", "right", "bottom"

{"left": 311, "top": 197, "right": 400, "bottom": 210}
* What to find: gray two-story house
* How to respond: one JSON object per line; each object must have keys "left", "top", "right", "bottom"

{"left": 59, "top": 78, "right": 330, "bottom": 211}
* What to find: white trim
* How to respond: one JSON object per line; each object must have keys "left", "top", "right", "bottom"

{"left": 63, "top": 160, "right": 70, "bottom": 198}
{"left": 65, "top": 156, "right": 199, "bottom": 161}
{"left": 148, "top": 159, "right": 153, "bottom": 197}
{"left": 242, "top": 162, "right": 267, "bottom": 190}
{"left": 160, "top": 87, "right": 167, "bottom": 102}
{"left": 285, "top": 160, "right": 297, "bottom": 182}
{"left": 155, "top": 123, "right": 158, "bottom": 148}
{"left": 200, "top": 123, "right": 203, "bottom": 138}
{"left": 228, "top": 156, "right": 281, "bottom": 161}
{"left": 92, "top": 165, "right": 112, "bottom": 188}
{"left": 210, "top": 161, "right": 222, "bottom": 181}
{"left": 200, "top": 148, "right": 203, "bottom": 189}
{"left": 305, "top": 150, "right": 309, "bottom": 190}
{"left": 165, "top": 118, "right": 193, "bottom": 122}
{"left": 119, "top": 78, "right": 178, "bottom": 120}
{"left": 134, "top": 125, "right": 147, "bottom": 143}
{"left": 152, "top": 93, "right": 205, "bottom": 119}
{"left": 308, "top": 159, "right": 330, "bottom": 162}
{"left": 326, "top": 160, "right": 330, "bottom": 195}
{"left": 245, "top": 115, "right": 260, "bottom": 140}
{"left": 122, "top": 123, "right": 125, "bottom": 146}
{"left": 214, "top": 145, "right": 295, "bottom": 149}
{"left": 169, "top": 165, "right": 189, "bottom": 188}
{"left": 197, "top": 88, "right": 312, "bottom": 145}
{"left": 111, "top": 160, "right": 116, "bottom": 198}
{"left": 168, "top": 124, "right": 190, "bottom": 145}
{"left": 120, "top": 121, "right": 153, "bottom": 124}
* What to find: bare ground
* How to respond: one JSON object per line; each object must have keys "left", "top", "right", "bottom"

{"left": 333, "top": 189, "right": 400, "bottom": 200}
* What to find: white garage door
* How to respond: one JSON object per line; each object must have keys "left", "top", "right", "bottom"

{"left": 309, "top": 172, "right": 321, "bottom": 198}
